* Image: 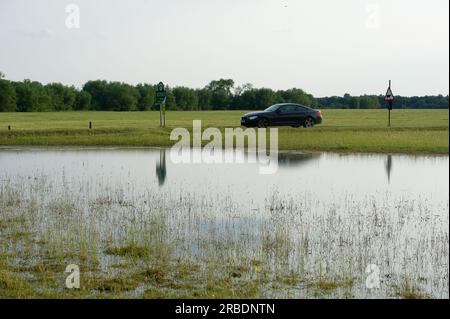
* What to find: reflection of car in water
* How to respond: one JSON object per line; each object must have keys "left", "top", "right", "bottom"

{"left": 241, "top": 103, "right": 323, "bottom": 128}
{"left": 156, "top": 149, "right": 166, "bottom": 186}
{"left": 277, "top": 153, "right": 321, "bottom": 168}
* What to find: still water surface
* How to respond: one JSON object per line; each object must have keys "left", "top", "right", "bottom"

{"left": 1, "top": 147, "right": 447, "bottom": 206}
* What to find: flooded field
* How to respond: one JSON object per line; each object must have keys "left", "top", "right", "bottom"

{"left": 0, "top": 147, "right": 448, "bottom": 298}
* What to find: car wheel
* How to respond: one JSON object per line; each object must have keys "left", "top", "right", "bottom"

{"left": 258, "top": 118, "right": 269, "bottom": 128}
{"left": 303, "top": 117, "right": 314, "bottom": 128}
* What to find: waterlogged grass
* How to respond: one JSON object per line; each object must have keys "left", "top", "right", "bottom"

{"left": 396, "top": 277, "right": 430, "bottom": 299}
{"left": 0, "top": 177, "right": 447, "bottom": 299}
{"left": 0, "top": 110, "right": 448, "bottom": 154}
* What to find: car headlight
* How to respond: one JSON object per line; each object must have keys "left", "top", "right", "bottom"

{"left": 248, "top": 116, "right": 258, "bottom": 120}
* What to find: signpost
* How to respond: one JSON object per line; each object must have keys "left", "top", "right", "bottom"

{"left": 156, "top": 82, "right": 166, "bottom": 127}
{"left": 384, "top": 80, "right": 394, "bottom": 127}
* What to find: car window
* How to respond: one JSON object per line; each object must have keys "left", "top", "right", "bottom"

{"left": 279, "top": 105, "right": 296, "bottom": 113}
{"left": 292, "top": 105, "right": 305, "bottom": 113}
{"left": 265, "top": 104, "right": 280, "bottom": 112}
{"left": 278, "top": 105, "right": 288, "bottom": 113}
{"left": 296, "top": 106, "right": 309, "bottom": 112}
{"left": 293, "top": 105, "right": 311, "bottom": 112}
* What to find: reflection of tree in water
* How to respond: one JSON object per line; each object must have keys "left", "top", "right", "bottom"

{"left": 385, "top": 155, "right": 393, "bottom": 184}
{"left": 156, "top": 149, "right": 167, "bottom": 186}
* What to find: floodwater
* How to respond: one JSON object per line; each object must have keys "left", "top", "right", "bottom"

{"left": 0, "top": 147, "right": 448, "bottom": 298}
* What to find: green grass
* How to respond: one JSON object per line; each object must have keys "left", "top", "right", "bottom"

{"left": 0, "top": 109, "right": 448, "bottom": 153}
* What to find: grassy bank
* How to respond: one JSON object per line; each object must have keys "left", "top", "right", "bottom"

{"left": 0, "top": 109, "right": 448, "bottom": 154}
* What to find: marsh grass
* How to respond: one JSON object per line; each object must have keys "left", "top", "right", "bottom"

{"left": 396, "top": 277, "right": 429, "bottom": 299}
{"left": 0, "top": 176, "right": 448, "bottom": 299}
{"left": 308, "top": 276, "right": 355, "bottom": 295}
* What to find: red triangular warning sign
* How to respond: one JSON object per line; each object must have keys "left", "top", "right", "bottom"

{"left": 384, "top": 87, "right": 394, "bottom": 101}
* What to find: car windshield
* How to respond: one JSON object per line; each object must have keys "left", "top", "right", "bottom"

{"left": 264, "top": 104, "right": 280, "bottom": 112}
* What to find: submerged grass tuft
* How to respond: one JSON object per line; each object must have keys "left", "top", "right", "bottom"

{"left": 397, "top": 277, "right": 429, "bottom": 299}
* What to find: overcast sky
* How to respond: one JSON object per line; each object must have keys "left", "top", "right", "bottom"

{"left": 0, "top": 0, "right": 448, "bottom": 96}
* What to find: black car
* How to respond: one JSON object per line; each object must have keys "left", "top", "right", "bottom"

{"left": 241, "top": 103, "right": 322, "bottom": 128}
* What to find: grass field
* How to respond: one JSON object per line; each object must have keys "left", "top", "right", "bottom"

{"left": 0, "top": 109, "right": 448, "bottom": 154}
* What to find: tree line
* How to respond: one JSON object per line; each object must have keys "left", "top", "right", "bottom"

{"left": 317, "top": 93, "right": 449, "bottom": 109}
{"left": 0, "top": 73, "right": 448, "bottom": 112}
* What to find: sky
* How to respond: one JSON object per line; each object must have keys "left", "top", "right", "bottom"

{"left": 0, "top": 0, "right": 448, "bottom": 97}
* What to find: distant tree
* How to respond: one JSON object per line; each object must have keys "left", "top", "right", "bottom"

{"left": 83, "top": 80, "right": 108, "bottom": 110}
{"left": 63, "top": 87, "right": 77, "bottom": 110}
{"left": 234, "top": 88, "right": 256, "bottom": 109}
{"left": 234, "top": 83, "right": 253, "bottom": 96}
{"left": 74, "top": 91, "right": 91, "bottom": 110}
{"left": 317, "top": 96, "right": 348, "bottom": 108}
{"left": 349, "top": 96, "right": 360, "bottom": 109}
{"left": 0, "top": 71, "right": 5, "bottom": 79}
{"left": 105, "top": 82, "right": 139, "bottom": 111}
{"left": 13, "top": 80, "right": 36, "bottom": 112}
{"left": 0, "top": 79, "right": 16, "bottom": 112}
{"left": 83, "top": 80, "right": 139, "bottom": 111}
{"left": 46, "top": 83, "right": 77, "bottom": 111}
{"left": 136, "top": 83, "right": 155, "bottom": 111}
{"left": 196, "top": 88, "right": 212, "bottom": 110}
{"left": 342, "top": 93, "right": 351, "bottom": 109}
{"left": 206, "top": 79, "right": 234, "bottom": 109}
{"left": 173, "top": 86, "right": 198, "bottom": 110}
{"left": 280, "top": 88, "right": 317, "bottom": 107}
{"left": 359, "top": 95, "right": 380, "bottom": 109}
{"left": 254, "top": 88, "right": 277, "bottom": 109}
{"left": 13, "top": 80, "right": 52, "bottom": 112}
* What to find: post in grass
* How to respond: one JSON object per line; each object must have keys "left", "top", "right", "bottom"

{"left": 156, "top": 82, "right": 166, "bottom": 128}
{"left": 384, "top": 80, "right": 394, "bottom": 127}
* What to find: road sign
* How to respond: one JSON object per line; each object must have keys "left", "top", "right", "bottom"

{"left": 384, "top": 87, "right": 394, "bottom": 102}
{"left": 385, "top": 80, "right": 394, "bottom": 126}
{"left": 156, "top": 82, "right": 166, "bottom": 127}
{"left": 155, "top": 82, "right": 166, "bottom": 104}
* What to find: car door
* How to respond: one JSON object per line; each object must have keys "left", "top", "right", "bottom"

{"left": 276, "top": 105, "right": 296, "bottom": 125}
{"left": 293, "top": 105, "right": 308, "bottom": 124}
